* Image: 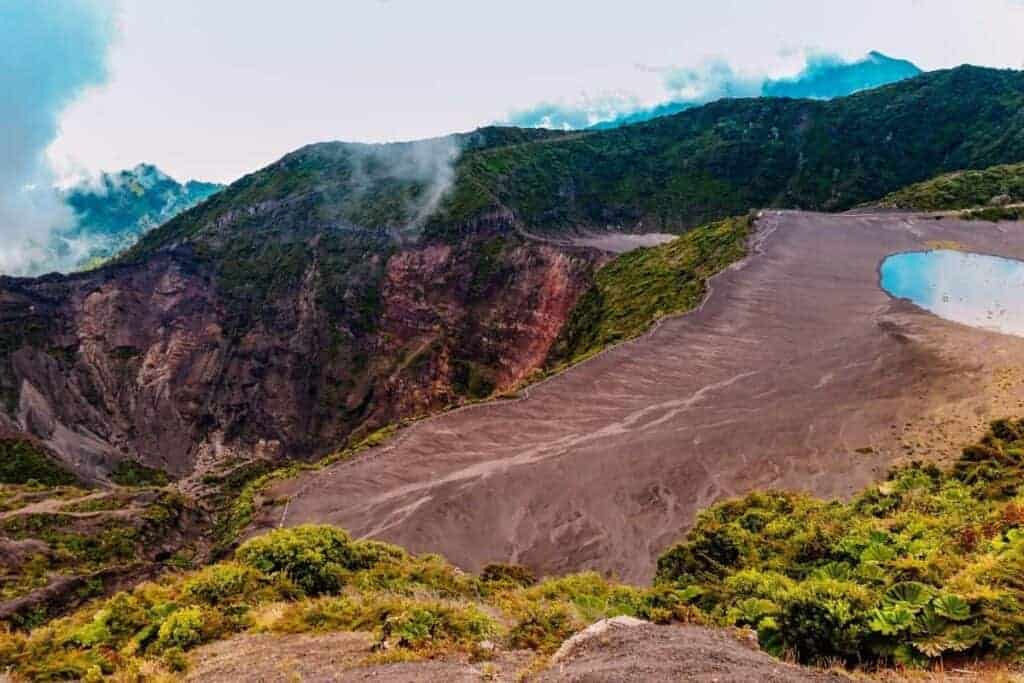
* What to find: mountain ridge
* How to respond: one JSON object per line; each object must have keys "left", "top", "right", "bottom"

{"left": 586, "top": 50, "right": 922, "bottom": 130}
{"left": 2, "top": 65, "right": 1024, "bottom": 487}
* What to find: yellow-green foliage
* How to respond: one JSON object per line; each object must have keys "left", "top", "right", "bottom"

{"left": 878, "top": 163, "right": 1024, "bottom": 211}
{"left": 656, "top": 418, "right": 1024, "bottom": 666}
{"left": 268, "top": 593, "right": 496, "bottom": 651}
{"left": 15, "top": 420, "right": 1024, "bottom": 677}
{"left": 235, "top": 525, "right": 370, "bottom": 595}
{"left": 481, "top": 562, "right": 537, "bottom": 588}
{"left": 549, "top": 215, "right": 750, "bottom": 366}
{"left": 2, "top": 525, "right": 685, "bottom": 679}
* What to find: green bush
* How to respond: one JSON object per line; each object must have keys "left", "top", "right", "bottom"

{"left": 481, "top": 562, "right": 537, "bottom": 587}
{"left": 156, "top": 606, "right": 206, "bottom": 650}
{"left": 508, "top": 602, "right": 581, "bottom": 653}
{"left": 656, "top": 419, "right": 1024, "bottom": 665}
{"left": 273, "top": 594, "right": 495, "bottom": 651}
{"left": 110, "top": 459, "right": 169, "bottom": 487}
{"left": 773, "top": 579, "right": 876, "bottom": 662}
{"left": 182, "top": 562, "right": 285, "bottom": 606}
{"left": 0, "top": 439, "right": 77, "bottom": 487}
{"left": 236, "top": 525, "right": 390, "bottom": 595}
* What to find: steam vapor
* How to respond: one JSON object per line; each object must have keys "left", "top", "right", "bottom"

{"left": 347, "top": 135, "right": 460, "bottom": 235}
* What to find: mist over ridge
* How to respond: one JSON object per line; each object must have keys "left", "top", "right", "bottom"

{"left": 507, "top": 50, "right": 922, "bottom": 131}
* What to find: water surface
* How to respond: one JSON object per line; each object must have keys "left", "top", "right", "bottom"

{"left": 880, "top": 250, "right": 1024, "bottom": 336}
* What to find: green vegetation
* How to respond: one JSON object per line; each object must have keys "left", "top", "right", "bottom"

{"left": 58, "top": 495, "right": 130, "bottom": 514}
{"left": 0, "top": 491, "right": 191, "bottom": 615}
{"left": 118, "top": 67, "right": 1024, "bottom": 263}
{"left": 12, "top": 419, "right": 1024, "bottom": 677}
{"left": 549, "top": 215, "right": 750, "bottom": 366}
{"left": 481, "top": 562, "right": 537, "bottom": 588}
{"left": 63, "top": 164, "right": 222, "bottom": 272}
{"left": 110, "top": 460, "right": 169, "bottom": 488}
{"left": 963, "top": 206, "right": 1024, "bottom": 222}
{"left": 656, "top": 418, "right": 1024, "bottom": 666}
{"left": 0, "top": 484, "right": 86, "bottom": 514}
{"left": 0, "top": 525, "right": 691, "bottom": 679}
{"left": 428, "top": 66, "right": 1024, "bottom": 238}
{"left": 0, "top": 439, "right": 78, "bottom": 487}
{"left": 878, "top": 162, "right": 1024, "bottom": 211}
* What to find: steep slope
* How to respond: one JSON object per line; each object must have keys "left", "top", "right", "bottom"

{"left": 443, "top": 66, "right": 1024, "bottom": 232}
{"left": 0, "top": 133, "right": 594, "bottom": 486}
{"left": 2, "top": 66, "right": 1024, "bottom": 489}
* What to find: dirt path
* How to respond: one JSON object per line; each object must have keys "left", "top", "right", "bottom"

{"left": 263, "top": 211, "right": 1024, "bottom": 582}
{"left": 0, "top": 492, "right": 134, "bottom": 521}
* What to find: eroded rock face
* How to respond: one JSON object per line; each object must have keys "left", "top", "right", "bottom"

{"left": 374, "top": 239, "right": 597, "bottom": 420}
{"left": 0, "top": 234, "right": 599, "bottom": 482}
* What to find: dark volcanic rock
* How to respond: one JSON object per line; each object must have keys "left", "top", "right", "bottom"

{"left": 0, "top": 232, "right": 599, "bottom": 483}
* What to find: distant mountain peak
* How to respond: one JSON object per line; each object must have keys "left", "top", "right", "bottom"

{"left": 53, "top": 165, "right": 224, "bottom": 272}
{"left": 761, "top": 50, "right": 922, "bottom": 100}
{"left": 513, "top": 50, "right": 923, "bottom": 132}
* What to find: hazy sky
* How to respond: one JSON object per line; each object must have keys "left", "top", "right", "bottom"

{"left": 44, "top": 0, "right": 1024, "bottom": 184}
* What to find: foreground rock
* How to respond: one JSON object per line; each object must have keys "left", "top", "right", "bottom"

{"left": 187, "top": 622, "right": 845, "bottom": 682}
{"left": 538, "top": 619, "right": 847, "bottom": 682}
{"left": 267, "top": 211, "right": 1024, "bottom": 581}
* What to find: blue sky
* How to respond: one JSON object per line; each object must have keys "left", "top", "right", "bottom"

{"left": 18, "top": 0, "right": 1024, "bottom": 186}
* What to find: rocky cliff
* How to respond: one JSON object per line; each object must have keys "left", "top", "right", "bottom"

{"left": 0, "top": 230, "right": 598, "bottom": 484}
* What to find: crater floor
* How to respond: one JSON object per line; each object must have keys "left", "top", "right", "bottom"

{"left": 263, "top": 211, "right": 1024, "bottom": 582}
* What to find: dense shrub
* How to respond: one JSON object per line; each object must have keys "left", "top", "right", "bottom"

{"left": 657, "top": 419, "right": 1024, "bottom": 665}
{"left": 0, "top": 439, "right": 78, "bottom": 487}
{"left": 273, "top": 594, "right": 496, "bottom": 650}
{"left": 182, "top": 562, "right": 297, "bottom": 606}
{"left": 110, "top": 459, "right": 169, "bottom": 487}
{"left": 235, "top": 525, "right": 367, "bottom": 595}
{"left": 156, "top": 606, "right": 207, "bottom": 650}
{"left": 2, "top": 520, "right": 689, "bottom": 678}
{"left": 481, "top": 562, "right": 537, "bottom": 587}
{"left": 508, "top": 602, "right": 581, "bottom": 653}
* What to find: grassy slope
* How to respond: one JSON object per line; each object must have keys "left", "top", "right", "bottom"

{"left": 548, "top": 215, "right": 750, "bottom": 367}
{"left": 878, "top": 162, "right": 1024, "bottom": 210}
{"left": 9, "top": 423, "right": 1024, "bottom": 678}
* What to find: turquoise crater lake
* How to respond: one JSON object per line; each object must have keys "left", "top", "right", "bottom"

{"left": 880, "top": 250, "right": 1024, "bottom": 337}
